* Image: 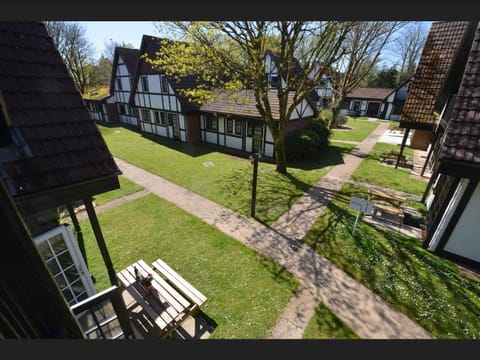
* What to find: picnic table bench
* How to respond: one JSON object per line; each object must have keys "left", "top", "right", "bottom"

{"left": 116, "top": 259, "right": 205, "bottom": 339}
{"left": 379, "top": 149, "right": 408, "bottom": 166}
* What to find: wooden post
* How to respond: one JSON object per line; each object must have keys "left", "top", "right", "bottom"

{"left": 83, "top": 198, "right": 118, "bottom": 287}
{"left": 66, "top": 203, "right": 88, "bottom": 269}
{"left": 396, "top": 127, "right": 410, "bottom": 169}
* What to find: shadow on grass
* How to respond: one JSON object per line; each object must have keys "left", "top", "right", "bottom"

{"left": 288, "top": 143, "right": 352, "bottom": 171}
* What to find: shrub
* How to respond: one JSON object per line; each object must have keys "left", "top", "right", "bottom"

{"left": 307, "top": 117, "right": 331, "bottom": 150}
{"left": 285, "top": 129, "right": 320, "bottom": 161}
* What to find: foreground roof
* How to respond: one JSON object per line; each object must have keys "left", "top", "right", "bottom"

{"left": 442, "top": 22, "right": 480, "bottom": 168}
{"left": 400, "top": 21, "right": 471, "bottom": 129}
{"left": 0, "top": 21, "right": 120, "bottom": 198}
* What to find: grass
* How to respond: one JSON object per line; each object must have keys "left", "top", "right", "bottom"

{"left": 351, "top": 142, "right": 427, "bottom": 196}
{"left": 98, "top": 124, "right": 355, "bottom": 225}
{"left": 92, "top": 176, "right": 144, "bottom": 206}
{"left": 330, "top": 118, "right": 380, "bottom": 142}
{"left": 302, "top": 182, "right": 480, "bottom": 339}
{"left": 303, "top": 303, "right": 360, "bottom": 339}
{"left": 79, "top": 194, "right": 299, "bottom": 339}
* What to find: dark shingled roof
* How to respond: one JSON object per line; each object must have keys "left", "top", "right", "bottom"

{"left": 346, "top": 87, "right": 394, "bottom": 101}
{"left": 400, "top": 21, "right": 470, "bottom": 129}
{"left": 200, "top": 90, "right": 302, "bottom": 120}
{"left": 442, "top": 23, "right": 480, "bottom": 166}
{"left": 0, "top": 21, "right": 120, "bottom": 197}
{"left": 130, "top": 35, "right": 200, "bottom": 113}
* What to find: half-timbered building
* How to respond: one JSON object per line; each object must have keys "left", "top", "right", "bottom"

{"left": 129, "top": 35, "right": 201, "bottom": 144}
{"left": 111, "top": 47, "right": 140, "bottom": 127}
{"left": 199, "top": 90, "right": 317, "bottom": 158}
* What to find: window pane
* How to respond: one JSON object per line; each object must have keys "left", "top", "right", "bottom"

{"left": 57, "top": 251, "right": 74, "bottom": 269}
{"left": 37, "top": 241, "right": 53, "bottom": 261}
{"left": 49, "top": 234, "right": 67, "bottom": 255}
{"left": 46, "top": 258, "right": 60, "bottom": 275}
{"left": 54, "top": 273, "right": 67, "bottom": 289}
{"left": 101, "top": 319, "right": 122, "bottom": 339}
{"left": 64, "top": 265, "right": 80, "bottom": 282}
{"left": 71, "top": 278, "right": 87, "bottom": 297}
{"left": 62, "top": 287, "right": 74, "bottom": 303}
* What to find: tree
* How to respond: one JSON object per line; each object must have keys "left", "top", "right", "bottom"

{"left": 102, "top": 39, "right": 136, "bottom": 61}
{"left": 44, "top": 21, "right": 96, "bottom": 94}
{"left": 91, "top": 56, "right": 113, "bottom": 87}
{"left": 328, "top": 21, "right": 405, "bottom": 128}
{"left": 366, "top": 65, "right": 399, "bottom": 88}
{"left": 392, "top": 22, "right": 428, "bottom": 84}
{"left": 150, "top": 21, "right": 353, "bottom": 174}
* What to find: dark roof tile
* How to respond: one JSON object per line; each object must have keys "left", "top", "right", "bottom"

{"left": 0, "top": 21, "right": 120, "bottom": 197}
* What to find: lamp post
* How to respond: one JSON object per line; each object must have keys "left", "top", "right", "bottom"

{"left": 249, "top": 152, "right": 261, "bottom": 218}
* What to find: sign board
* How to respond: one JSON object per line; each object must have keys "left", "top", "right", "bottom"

{"left": 349, "top": 197, "right": 374, "bottom": 215}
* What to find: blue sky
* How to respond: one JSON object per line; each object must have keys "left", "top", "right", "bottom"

{"left": 80, "top": 21, "right": 433, "bottom": 68}
{"left": 79, "top": 21, "right": 158, "bottom": 59}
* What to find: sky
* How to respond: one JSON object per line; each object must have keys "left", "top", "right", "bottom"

{"left": 79, "top": 21, "right": 159, "bottom": 59}
{"left": 80, "top": 21, "right": 433, "bottom": 67}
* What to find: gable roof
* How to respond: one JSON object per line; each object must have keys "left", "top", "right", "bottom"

{"left": 441, "top": 22, "right": 480, "bottom": 169}
{"left": 346, "top": 87, "right": 395, "bottom": 101}
{"left": 109, "top": 46, "right": 140, "bottom": 94}
{"left": 400, "top": 21, "right": 472, "bottom": 130}
{"left": 199, "top": 89, "right": 316, "bottom": 120}
{"left": 0, "top": 21, "right": 120, "bottom": 204}
{"left": 129, "top": 35, "right": 200, "bottom": 113}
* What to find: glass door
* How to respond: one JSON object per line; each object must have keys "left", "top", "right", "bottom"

{"left": 34, "top": 224, "right": 96, "bottom": 306}
{"left": 252, "top": 124, "right": 263, "bottom": 153}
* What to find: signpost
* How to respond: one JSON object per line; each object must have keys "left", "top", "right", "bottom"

{"left": 349, "top": 197, "right": 373, "bottom": 235}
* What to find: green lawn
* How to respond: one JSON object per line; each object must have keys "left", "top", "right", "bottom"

{"left": 351, "top": 142, "right": 427, "bottom": 196}
{"left": 98, "top": 124, "right": 355, "bottom": 224}
{"left": 303, "top": 182, "right": 480, "bottom": 339}
{"left": 80, "top": 194, "right": 299, "bottom": 339}
{"left": 330, "top": 118, "right": 380, "bottom": 142}
{"left": 92, "top": 176, "right": 143, "bottom": 206}
{"left": 303, "top": 303, "right": 360, "bottom": 339}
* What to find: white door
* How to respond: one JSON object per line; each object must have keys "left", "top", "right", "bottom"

{"left": 34, "top": 224, "right": 96, "bottom": 306}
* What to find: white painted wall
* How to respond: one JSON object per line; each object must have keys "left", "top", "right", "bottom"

{"left": 225, "top": 136, "right": 242, "bottom": 150}
{"left": 443, "top": 182, "right": 480, "bottom": 262}
{"left": 265, "top": 126, "right": 273, "bottom": 142}
{"left": 205, "top": 132, "right": 217, "bottom": 144}
{"left": 264, "top": 143, "right": 274, "bottom": 158}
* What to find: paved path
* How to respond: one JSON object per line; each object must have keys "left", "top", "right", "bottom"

{"left": 112, "top": 122, "right": 434, "bottom": 339}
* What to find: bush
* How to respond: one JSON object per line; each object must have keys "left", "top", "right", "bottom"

{"left": 337, "top": 113, "right": 348, "bottom": 127}
{"left": 285, "top": 129, "right": 321, "bottom": 161}
{"left": 307, "top": 117, "right": 331, "bottom": 150}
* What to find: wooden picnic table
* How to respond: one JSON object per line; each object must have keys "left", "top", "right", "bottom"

{"left": 116, "top": 259, "right": 194, "bottom": 339}
{"left": 368, "top": 188, "right": 406, "bottom": 209}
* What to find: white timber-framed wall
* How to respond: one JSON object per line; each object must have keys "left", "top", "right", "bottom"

{"left": 347, "top": 98, "right": 385, "bottom": 118}
{"left": 200, "top": 97, "right": 315, "bottom": 159}
{"left": 114, "top": 55, "right": 138, "bottom": 126}
{"left": 85, "top": 99, "right": 107, "bottom": 123}
{"left": 265, "top": 52, "right": 286, "bottom": 90}
{"left": 383, "top": 80, "right": 411, "bottom": 121}
{"left": 134, "top": 73, "right": 187, "bottom": 142}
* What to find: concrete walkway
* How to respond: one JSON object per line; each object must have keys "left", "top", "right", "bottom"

{"left": 112, "top": 121, "right": 434, "bottom": 339}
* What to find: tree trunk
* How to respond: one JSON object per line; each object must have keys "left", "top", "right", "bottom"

{"left": 329, "top": 94, "right": 347, "bottom": 129}
{"left": 275, "top": 135, "right": 287, "bottom": 174}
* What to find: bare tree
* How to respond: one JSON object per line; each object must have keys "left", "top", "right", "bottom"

{"left": 328, "top": 21, "right": 406, "bottom": 128}
{"left": 102, "top": 39, "right": 136, "bottom": 61}
{"left": 150, "top": 21, "right": 354, "bottom": 174}
{"left": 393, "top": 22, "right": 428, "bottom": 84}
{"left": 44, "top": 21, "right": 95, "bottom": 94}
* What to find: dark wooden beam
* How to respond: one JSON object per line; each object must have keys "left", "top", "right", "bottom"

{"left": 395, "top": 127, "right": 410, "bottom": 169}
{"left": 83, "top": 198, "right": 118, "bottom": 287}
{"left": 66, "top": 203, "right": 88, "bottom": 269}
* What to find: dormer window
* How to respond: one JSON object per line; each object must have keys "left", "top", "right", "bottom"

{"left": 270, "top": 75, "right": 279, "bottom": 88}
{"left": 161, "top": 75, "right": 169, "bottom": 93}
{"left": 116, "top": 78, "right": 123, "bottom": 91}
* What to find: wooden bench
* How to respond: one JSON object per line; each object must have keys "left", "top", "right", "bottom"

{"left": 379, "top": 149, "right": 408, "bottom": 167}
{"left": 116, "top": 259, "right": 196, "bottom": 338}
{"left": 373, "top": 202, "right": 404, "bottom": 216}
{"left": 152, "top": 258, "right": 207, "bottom": 310}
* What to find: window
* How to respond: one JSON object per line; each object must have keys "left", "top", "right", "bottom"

{"left": 118, "top": 104, "right": 126, "bottom": 115}
{"left": 205, "top": 113, "right": 217, "bottom": 130}
{"left": 141, "top": 109, "right": 151, "bottom": 122}
{"left": 129, "top": 106, "right": 137, "bottom": 117}
{"left": 116, "top": 78, "right": 123, "bottom": 91}
{"left": 160, "top": 112, "right": 167, "bottom": 125}
{"left": 161, "top": 75, "right": 169, "bottom": 93}
{"left": 167, "top": 113, "right": 178, "bottom": 125}
{"left": 153, "top": 111, "right": 160, "bottom": 124}
{"left": 141, "top": 76, "right": 149, "bottom": 92}
{"left": 270, "top": 75, "right": 279, "bottom": 88}
{"left": 234, "top": 120, "right": 243, "bottom": 135}
{"left": 226, "top": 119, "right": 233, "bottom": 134}
{"left": 247, "top": 122, "right": 253, "bottom": 137}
